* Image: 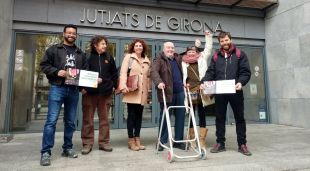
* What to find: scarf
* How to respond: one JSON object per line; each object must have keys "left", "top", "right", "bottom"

{"left": 219, "top": 43, "right": 236, "bottom": 57}
{"left": 182, "top": 53, "right": 201, "bottom": 64}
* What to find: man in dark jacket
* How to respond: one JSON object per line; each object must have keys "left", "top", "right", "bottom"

{"left": 201, "top": 31, "right": 252, "bottom": 156}
{"left": 151, "top": 42, "right": 186, "bottom": 151}
{"left": 39, "top": 24, "right": 88, "bottom": 166}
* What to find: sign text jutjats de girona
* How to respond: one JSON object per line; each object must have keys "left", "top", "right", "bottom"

{"left": 80, "top": 8, "right": 223, "bottom": 33}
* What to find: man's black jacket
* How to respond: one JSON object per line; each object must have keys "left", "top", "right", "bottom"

{"left": 84, "top": 51, "right": 118, "bottom": 96}
{"left": 201, "top": 48, "right": 251, "bottom": 86}
{"left": 40, "top": 43, "right": 88, "bottom": 86}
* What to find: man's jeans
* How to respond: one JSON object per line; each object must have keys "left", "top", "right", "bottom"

{"left": 158, "top": 91, "right": 185, "bottom": 144}
{"left": 41, "top": 85, "right": 79, "bottom": 154}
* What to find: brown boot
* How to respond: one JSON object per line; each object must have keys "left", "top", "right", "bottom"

{"left": 128, "top": 138, "right": 139, "bottom": 151}
{"left": 81, "top": 145, "right": 92, "bottom": 155}
{"left": 134, "top": 137, "right": 146, "bottom": 150}
{"left": 199, "top": 127, "right": 208, "bottom": 149}
{"left": 189, "top": 128, "right": 197, "bottom": 148}
{"left": 99, "top": 143, "right": 113, "bottom": 152}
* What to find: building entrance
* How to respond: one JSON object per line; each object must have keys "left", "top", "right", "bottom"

{"left": 9, "top": 32, "right": 266, "bottom": 133}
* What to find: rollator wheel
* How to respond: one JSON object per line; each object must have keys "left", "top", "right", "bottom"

{"left": 200, "top": 148, "right": 207, "bottom": 160}
{"left": 167, "top": 150, "right": 174, "bottom": 163}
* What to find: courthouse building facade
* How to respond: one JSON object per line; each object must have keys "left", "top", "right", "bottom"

{"left": 0, "top": 0, "right": 309, "bottom": 138}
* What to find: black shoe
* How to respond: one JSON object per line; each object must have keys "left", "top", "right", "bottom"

{"left": 156, "top": 144, "right": 164, "bottom": 151}
{"left": 62, "top": 149, "right": 78, "bottom": 158}
{"left": 238, "top": 144, "right": 252, "bottom": 156}
{"left": 173, "top": 143, "right": 186, "bottom": 150}
{"left": 40, "top": 152, "right": 51, "bottom": 166}
{"left": 210, "top": 143, "right": 226, "bottom": 153}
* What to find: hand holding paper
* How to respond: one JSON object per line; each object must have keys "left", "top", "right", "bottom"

{"left": 58, "top": 70, "right": 66, "bottom": 77}
{"left": 235, "top": 82, "right": 242, "bottom": 90}
{"left": 97, "top": 78, "right": 102, "bottom": 84}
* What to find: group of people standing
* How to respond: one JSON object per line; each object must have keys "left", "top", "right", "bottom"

{"left": 39, "top": 24, "right": 252, "bottom": 166}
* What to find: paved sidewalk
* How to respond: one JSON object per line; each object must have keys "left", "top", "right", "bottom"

{"left": 1, "top": 124, "right": 310, "bottom": 171}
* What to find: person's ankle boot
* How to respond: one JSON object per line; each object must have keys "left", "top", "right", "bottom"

{"left": 210, "top": 143, "right": 226, "bottom": 153}
{"left": 199, "top": 127, "right": 208, "bottom": 149}
{"left": 99, "top": 143, "right": 113, "bottom": 152}
{"left": 81, "top": 145, "right": 92, "bottom": 155}
{"left": 128, "top": 138, "right": 139, "bottom": 151}
{"left": 189, "top": 128, "right": 196, "bottom": 148}
{"left": 134, "top": 137, "right": 146, "bottom": 150}
{"left": 238, "top": 144, "right": 252, "bottom": 156}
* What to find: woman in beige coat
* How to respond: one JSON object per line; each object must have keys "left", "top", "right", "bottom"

{"left": 119, "top": 39, "right": 151, "bottom": 151}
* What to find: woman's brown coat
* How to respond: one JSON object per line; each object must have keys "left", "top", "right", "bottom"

{"left": 119, "top": 53, "right": 151, "bottom": 105}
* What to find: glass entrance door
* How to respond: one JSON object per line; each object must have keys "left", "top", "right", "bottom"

{"left": 11, "top": 33, "right": 63, "bottom": 132}
{"left": 226, "top": 46, "right": 267, "bottom": 124}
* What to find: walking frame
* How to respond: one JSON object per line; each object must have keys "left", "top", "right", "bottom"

{"left": 156, "top": 87, "right": 207, "bottom": 162}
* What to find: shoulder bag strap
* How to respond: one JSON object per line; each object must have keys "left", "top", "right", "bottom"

{"left": 189, "top": 65, "right": 200, "bottom": 80}
{"left": 127, "top": 57, "right": 134, "bottom": 76}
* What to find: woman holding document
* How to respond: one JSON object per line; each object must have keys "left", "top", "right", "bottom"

{"left": 118, "top": 39, "right": 151, "bottom": 151}
{"left": 181, "top": 31, "right": 214, "bottom": 149}
{"left": 81, "top": 35, "right": 118, "bottom": 155}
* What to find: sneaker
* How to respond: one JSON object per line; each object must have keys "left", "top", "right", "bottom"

{"left": 99, "top": 144, "right": 113, "bottom": 152}
{"left": 81, "top": 146, "right": 92, "bottom": 155}
{"left": 62, "top": 149, "right": 78, "bottom": 158}
{"left": 173, "top": 143, "right": 186, "bottom": 150}
{"left": 210, "top": 143, "right": 226, "bottom": 153}
{"left": 238, "top": 144, "right": 252, "bottom": 156}
{"left": 40, "top": 152, "right": 51, "bottom": 166}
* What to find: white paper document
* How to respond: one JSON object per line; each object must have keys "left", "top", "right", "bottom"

{"left": 203, "top": 79, "right": 236, "bottom": 94}
{"left": 78, "top": 70, "right": 99, "bottom": 88}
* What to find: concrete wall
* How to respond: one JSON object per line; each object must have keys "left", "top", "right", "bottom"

{"left": 13, "top": 0, "right": 265, "bottom": 44}
{"left": 0, "top": 0, "right": 14, "bottom": 133}
{"left": 265, "top": 0, "right": 310, "bottom": 128}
